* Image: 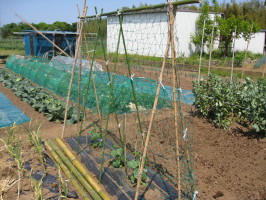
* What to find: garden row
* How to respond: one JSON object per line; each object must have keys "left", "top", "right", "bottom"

{"left": 193, "top": 75, "right": 266, "bottom": 134}
{"left": 0, "top": 68, "right": 80, "bottom": 124}
{"left": 0, "top": 39, "right": 24, "bottom": 50}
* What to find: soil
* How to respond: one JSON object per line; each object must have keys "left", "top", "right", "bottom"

{"left": 0, "top": 63, "right": 265, "bottom": 200}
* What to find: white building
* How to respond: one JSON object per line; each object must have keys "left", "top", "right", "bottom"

{"left": 107, "top": 10, "right": 221, "bottom": 57}
{"left": 234, "top": 30, "right": 266, "bottom": 55}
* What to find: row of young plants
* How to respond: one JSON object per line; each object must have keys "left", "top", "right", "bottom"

{"left": 0, "top": 68, "right": 80, "bottom": 124}
{"left": 0, "top": 39, "right": 24, "bottom": 50}
{"left": 0, "top": 125, "right": 73, "bottom": 199}
{"left": 88, "top": 127, "right": 148, "bottom": 186}
{"left": 193, "top": 75, "right": 266, "bottom": 134}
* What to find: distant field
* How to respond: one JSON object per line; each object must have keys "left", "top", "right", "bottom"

{"left": 0, "top": 38, "right": 24, "bottom": 56}
{"left": 0, "top": 49, "right": 24, "bottom": 56}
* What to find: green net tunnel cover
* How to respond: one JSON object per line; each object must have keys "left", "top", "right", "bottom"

{"left": 5, "top": 55, "right": 173, "bottom": 114}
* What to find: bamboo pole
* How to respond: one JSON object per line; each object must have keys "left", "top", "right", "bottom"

{"left": 208, "top": 21, "right": 215, "bottom": 76}
{"left": 197, "top": 19, "right": 206, "bottom": 83}
{"left": 123, "top": 114, "right": 127, "bottom": 178}
{"left": 77, "top": 5, "right": 85, "bottom": 128}
{"left": 47, "top": 140, "right": 102, "bottom": 200}
{"left": 55, "top": 138, "right": 111, "bottom": 200}
{"left": 169, "top": 4, "right": 181, "bottom": 199}
{"left": 81, "top": 21, "right": 101, "bottom": 129}
{"left": 62, "top": 3, "right": 87, "bottom": 138}
{"left": 118, "top": 13, "right": 143, "bottom": 143}
{"left": 241, "top": 23, "right": 253, "bottom": 82}
{"left": 45, "top": 141, "right": 92, "bottom": 200}
{"left": 133, "top": 3, "right": 172, "bottom": 200}
{"left": 230, "top": 27, "right": 237, "bottom": 83}
{"left": 78, "top": 13, "right": 103, "bottom": 138}
{"left": 15, "top": 14, "right": 71, "bottom": 58}
{"left": 85, "top": 0, "right": 201, "bottom": 18}
{"left": 92, "top": 76, "right": 102, "bottom": 124}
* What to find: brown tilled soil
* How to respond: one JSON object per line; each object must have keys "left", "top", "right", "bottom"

{"left": 0, "top": 63, "right": 265, "bottom": 200}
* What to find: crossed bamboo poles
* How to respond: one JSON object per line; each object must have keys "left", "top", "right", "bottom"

{"left": 15, "top": 0, "right": 201, "bottom": 199}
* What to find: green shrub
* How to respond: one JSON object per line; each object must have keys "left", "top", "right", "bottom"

{"left": 193, "top": 75, "right": 266, "bottom": 134}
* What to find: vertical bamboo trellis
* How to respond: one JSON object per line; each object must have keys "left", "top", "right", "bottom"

{"left": 197, "top": 19, "right": 206, "bottom": 83}
{"left": 77, "top": 3, "right": 88, "bottom": 130}
{"left": 134, "top": 1, "right": 173, "bottom": 199}
{"left": 61, "top": 1, "right": 87, "bottom": 138}
{"left": 230, "top": 27, "right": 237, "bottom": 83}
{"left": 170, "top": 3, "right": 182, "bottom": 199}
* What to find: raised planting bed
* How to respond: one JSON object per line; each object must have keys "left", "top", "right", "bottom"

{"left": 65, "top": 135, "right": 179, "bottom": 200}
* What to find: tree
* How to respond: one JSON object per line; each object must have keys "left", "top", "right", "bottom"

{"left": 191, "top": 0, "right": 219, "bottom": 53}
{"left": 218, "top": 16, "right": 260, "bottom": 56}
{"left": 36, "top": 22, "right": 49, "bottom": 30}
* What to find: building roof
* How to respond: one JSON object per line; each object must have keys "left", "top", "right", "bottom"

{"left": 107, "top": 9, "right": 222, "bottom": 16}
{"left": 14, "top": 30, "right": 78, "bottom": 35}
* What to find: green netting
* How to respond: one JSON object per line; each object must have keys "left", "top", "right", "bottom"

{"left": 6, "top": 55, "right": 172, "bottom": 114}
{"left": 254, "top": 55, "right": 266, "bottom": 69}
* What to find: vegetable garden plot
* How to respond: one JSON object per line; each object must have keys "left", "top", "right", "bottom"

{"left": 65, "top": 135, "right": 179, "bottom": 200}
{"left": 0, "top": 92, "right": 30, "bottom": 128}
{"left": 0, "top": 68, "right": 80, "bottom": 124}
{"left": 5, "top": 55, "right": 194, "bottom": 114}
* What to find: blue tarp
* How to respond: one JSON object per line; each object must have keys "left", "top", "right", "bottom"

{"left": 0, "top": 92, "right": 30, "bottom": 128}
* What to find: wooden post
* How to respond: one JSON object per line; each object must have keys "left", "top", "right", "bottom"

{"left": 230, "top": 27, "right": 237, "bottom": 83}
{"left": 197, "top": 19, "right": 206, "bottom": 83}
{"left": 133, "top": 2, "right": 172, "bottom": 200}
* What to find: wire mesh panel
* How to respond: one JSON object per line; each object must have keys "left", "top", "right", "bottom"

{"left": 5, "top": 3, "right": 197, "bottom": 199}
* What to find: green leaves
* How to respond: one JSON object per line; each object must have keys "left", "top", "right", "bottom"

{"left": 193, "top": 75, "right": 266, "bottom": 134}
{"left": 89, "top": 129, "right": 103, "bottom": 149}
{"left": 127, "top": 159, "right": 139, "bottom": 169}
{"left": 0, "top": 68, "right": 80, "bottom": 124}
{"left": 110, "top": 147, "right": 125, "bottom": 168}
{"left": 127, "top": 153, "right": 147, "bottom": 187}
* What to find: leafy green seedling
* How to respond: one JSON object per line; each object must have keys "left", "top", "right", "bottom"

{"left": 127, "top": 158, "right": 147, "bottom": 187}
{"left": 90, "top": 130, "right": 103, "bottom": 148}
{"left": 110, "top": 147, "right": 125, "bottom": 168}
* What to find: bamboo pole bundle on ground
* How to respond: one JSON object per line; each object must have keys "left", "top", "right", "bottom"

{"left": 55, "top": 138, "right": 111, "bottom": 200}
{"left": 45, "top": 140, "right": 92, "bottom": 200}
{"left": 47, "top": 140, "right": 102, "bottom": 200}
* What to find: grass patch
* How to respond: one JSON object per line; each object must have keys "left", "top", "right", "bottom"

{"left": 0, "top": 49, "right": 24, "bottom": 56}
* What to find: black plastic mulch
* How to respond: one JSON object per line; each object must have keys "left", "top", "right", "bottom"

{"left": 65, "top": 136, "right": 178, "bottom": 200}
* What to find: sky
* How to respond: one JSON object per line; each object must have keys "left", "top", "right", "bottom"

{"left": 0, "top": 0, "right": 246, "bottom": 26}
